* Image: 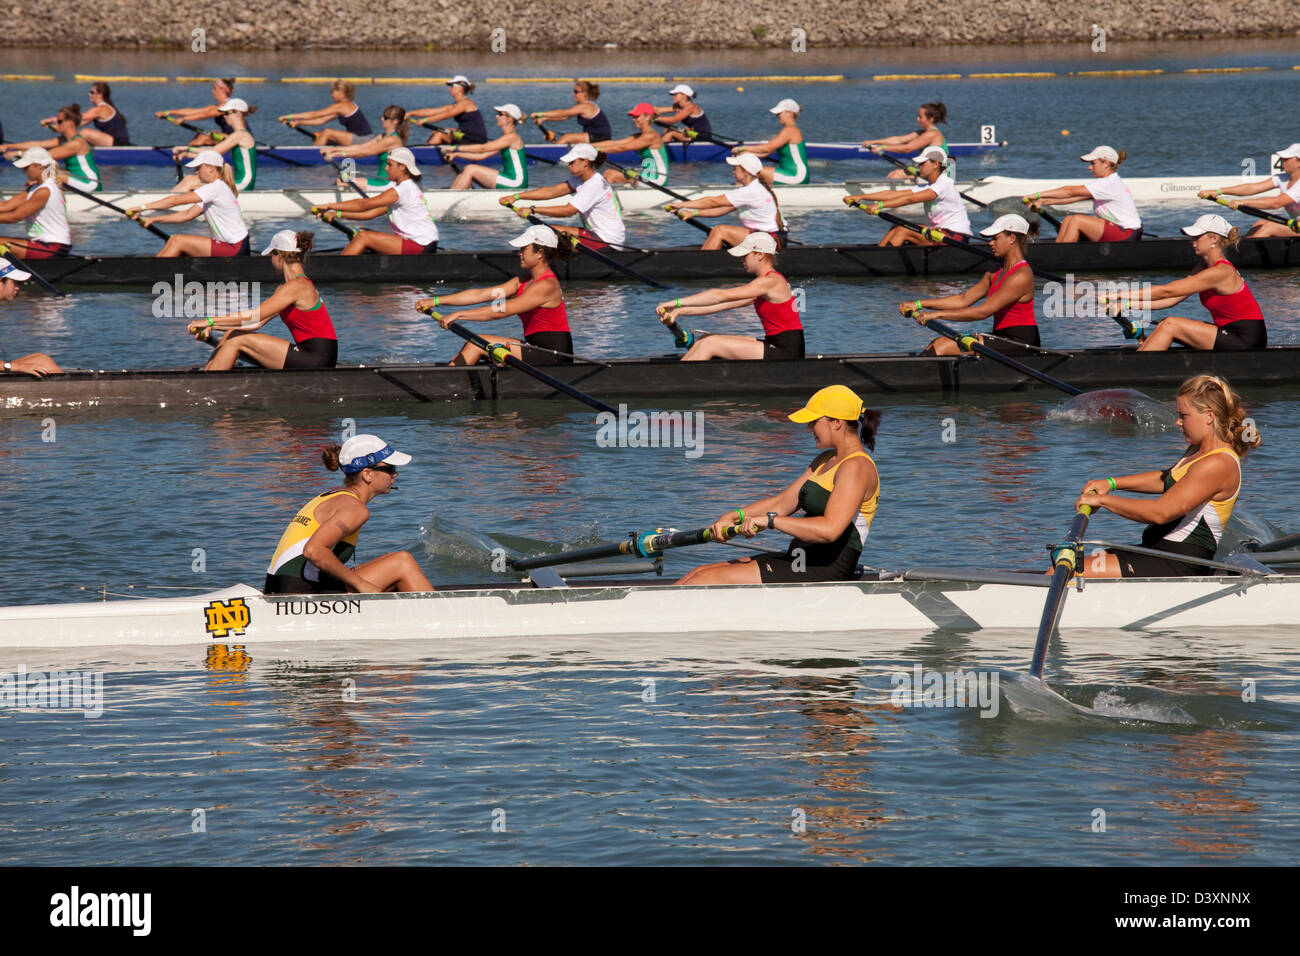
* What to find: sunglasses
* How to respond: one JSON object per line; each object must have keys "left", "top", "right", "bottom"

{"left": 371, "top": 464, "right": 398, "bottom": 475}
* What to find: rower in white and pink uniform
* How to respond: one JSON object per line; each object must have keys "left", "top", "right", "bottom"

{"left": 1025, "top": 145, "right": 1143, "bottom": 243}
{"left": 844, "top": 146, "right": 971, "bottom": 247}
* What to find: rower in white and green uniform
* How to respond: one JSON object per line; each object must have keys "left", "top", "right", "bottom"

{"left": 321, "top": 105, "right": 411, "bottom": 192}
{"left": 170, "top": 98, "right": 257, "bottom": 192}
{"left": 733, "top": 98, "right": 808, "bottom": 186}
{"left": 444, "top": 104, "right": 530, "bottom": 191}
{"left": 2, "top": 105, "right": 101, "bottom": 191}
{"left": 590, "top": 103, "right": 669, "bottom": 187}
{"left": 861, "top": 102, "right": 955, "bottom": 181}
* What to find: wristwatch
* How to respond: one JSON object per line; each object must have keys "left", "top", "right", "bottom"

{"left": 3, "top": 361, "right": 11, "bottom": 372}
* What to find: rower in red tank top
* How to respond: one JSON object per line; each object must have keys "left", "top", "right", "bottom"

{"left": 656, "top": 232, "right": 805, "bottom": 361}
{"left": 415, "top": 224, "right": 576, "bottom": 366}
{"left": 1198, "top": 259, "right": 1264, "bottom": 327}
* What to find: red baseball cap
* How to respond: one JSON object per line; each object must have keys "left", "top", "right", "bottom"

{"left": 627, "top": 102, "right": 655, "bottom": 116}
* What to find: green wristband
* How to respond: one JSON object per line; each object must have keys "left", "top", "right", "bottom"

{"left": 1035, "top": 192, "right": 1041, "bottom": 200}
{"left": 206, "top": 317, "right": 215, "bottom": 327}
{"left": 1216, "top": 189, "right": 1223, "bottom": 196}
{"left": 735, "top": 508, "right": 744, "bottom": 522}
{"left": 676, "top": 298, "right": 682, "bottom": 307}
{"left": 432, "top": 295, "right": 439, "bottom": 307}
{"left": 1107, "top": 477, "right": 1117, "bottom": 491}
{"left": 914, "top": 299, "right": 922, "bottom": 311}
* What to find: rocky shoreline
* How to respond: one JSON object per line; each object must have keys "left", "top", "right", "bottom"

{"left": 4, "top": 2, "right": 1296, "bottom": 50}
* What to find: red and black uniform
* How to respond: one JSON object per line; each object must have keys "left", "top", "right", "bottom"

{"left": 1200, "top": 259, "right": 1266, "bottom": 350}
{"left": 755, "top": 270, "right": 804, "bottom": 360}
{"left": 986, "top": 259, "right": 1040, "bottom": 352}
{"left": 516, "top": 271, "right": 572, "bottom": 365}
{"left": 279, "top": 292, "right": 338, "bottom": 369}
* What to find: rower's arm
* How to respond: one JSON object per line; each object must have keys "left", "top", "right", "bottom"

{"left": 284, "top": 105, "right": 344, "bottom": 123}
{"left": 330, "top": 133, "right": 399, "bottom": 159}
{"left": 768, "top": 456, "right": 876, "bottom": 544}
{"left": 654, "top": 105, "right": 690, "bottom": 125}
{"left": 417, "top": 279, "right": 521, "bottom": 310}
{"left": 1237, "top": 194, "right": 1298, "bottom": 211}
{"left": 161, "top": 105, "right": 219, "bottom": 121}
{"left": 674, "top": 277, "right": 774, "bottom": 310}
{"left": 328, "top": 188, "right": 398, "bottom": 214}
{"left": 512, "top": 183, "right": 570, "bottom": 202}
{"left": 302, "top": 499, "right": 380, "bottom": 594}
{"left": 139, "top": 192, "right": 203, "bottom": 212}
{"left": 1032, "top": 185, "right": 1093, "bottom": 205}
{"left": 740, "top": 129, "right": 791, "bottom": 158}
{"left": 146, "top": 204, "right": 205, "bottom": 225}
{"left": 0, "top": 190, "right": 49, "bottom": 223}
{"left": 1214, "top": 179, "right": 1278, "bottom": 198}
{"left": 196, "top": 286, "right": 298, "bottom": 332}
{"left": 526, "top": 202, "right": 579, "bottom": 219}
{"left": 533, "top": 105, "right": 582, "bottom": 121}
{"left": 846, "top": 189, "right": 910, "bottom": 204}
{"left": 447, "top": 133, "right": 511, "bottom": 157}
{"left": 924, "top": 270, "right": 1019, "bottom": 320}
{"left": 861, "top": 132, "right": 912, "bottom": 147}
{"left": 3, "top": 137, "right": 60, "bottom": 151}
{"left": 878, "top": 188, "right": 933, "bottom": 210}
{"left": 1130, "top": 266, "right": 1231, "bottom": 308}
{"left": 1082, "top": 457, "right": 1235, "bottom": 525}
{"left": 443, "top": 279, "right": 552, "bottom": 322}
{"left": 410, "top": 103, "right": 458, "bottom": 122}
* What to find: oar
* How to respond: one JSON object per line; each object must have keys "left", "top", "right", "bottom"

{"left": 916, "top": 315, "right": 1082, "bottom": 396}
{"left": 428, "top": 123, "right": 563, "bottom": 169}
{"left": 309, "top": 206, "right": 360, "bottom": 240}
{"left": 149, "top": 145, "right": 184, "bottom": 182}
{"left": 330, "top": 159, "right": 370, "bottom": 199}
{"left": 509, "top": 523, "right": 739, "bottom": 571}
{"left": 160, "top": 114, "right": 313, "bottom": 169}
{"left": 423, "top": 310, "right": 616, "bottom": 414}
{"left": 0, "top": 242, "right": 62, "bottom": 295}
{"left": 1018, "top": 195, "right": 1066, "bottom": 233}
{"left": 1029, "top": 505, "right": 1092, "bottom": 680}
{"left": 654, "top": 306, "right": 700, "bottom": 348}
{"left": 281, "top": 120, "right": 317, "bottom": 141}
{"left": 76, "top": 188, "right": 172, "bottom": 241}
{"left": 507, "top": 203, "right": 666, "bottom": 289}
{"left": 1205, "top": 194, "right": 1299, "bottom": 232}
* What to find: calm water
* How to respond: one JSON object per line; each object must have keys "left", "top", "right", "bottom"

{"left": 1, "top": 41, "right": 1298, "bottom": 866}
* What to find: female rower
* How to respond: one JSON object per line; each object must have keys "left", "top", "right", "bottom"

{"left": 0, "top": 148, "right": 72, "bottom": 259}
{"left": 731, "top": 98, "right": 807, "bottom": 186}
{"left": 1025, "top": 146, "right": 1142, "bottom": 243}
{"left": 653, "top": 84, "right": 710, "bottom": 144}
{"left": 503, "top": 143, "right": 625, "bottom": 249}
{"left": 902, "top": 214, "right": 1039, "bottom": 355}
{"left": 3, "top": 105, "right": 100, "bottom": 191}
{"left": 654, "top": 231, "right": 803, "bottom": 361}
{"left": 186, "top": 230, "right": 337, "bottom": 371}
{"left": 265, "top": 434, "right": 432, "bottom": 595}
{"left": 860, "top": 102, "right": 950, "bottom": 180}
{"left": 442, "top": 104, "right": 528, "bottom": 191}
{"left": 1198, "top": 143, "right": 1300, "bottom": 239}
{"left": 1105, "top": 214, "right": 1266, "bottom": 352}
{"left": 0, "top": 257, "right": 63, "bottom": 377}
{"left": 44, "top": 82, "right": 129, "bottom": 147}
{"left": 675, "top": 384, "right": 880, "bottom": 586}
{"left": 171, "top": 99, "right": 256, "bottom": 192}
{"left": 665, "top": 152, "right": 786, "bottom": 250}
{"left": 1073, "top": 375, "right": 1259, "bottom": 578}
{"left": 414, "top": 224, "right": 574, "bottom": 366}
{"left": 156, "top": 77, "right": 246, "bottom": 146}
{"left": 322, "top": 104, "right": 409, "bottom": 190}
{"left": 409, "top": 75, "right": 487, "bottom": 146}
{"left": 531, "top": 79, "right": 611, "bottom": 145}
{"left": 129, "top": 149, "right": 250, "bottom": 257}
{"left": 844, "top": 146, "right": 971, "bottom": 246}
{"left": 590, "top": 103, "right": 669, "bottom": 186}
{"left": 313, "top": 147, "right": 439, "bottom": 255}
{"left": 279, "top": 81, "right": 372, "bottom": 146}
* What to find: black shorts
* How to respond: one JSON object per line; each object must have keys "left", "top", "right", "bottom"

{"left": 988, "top": 323, "right": 1041, "bottom": 354}
{"left": 522, "top": 331, "right": 574, "bottom": 365}
{"left": 284, "top": 337, "right": 338, "bottom": 369}
{"left": 263, "top": 570, "right": 347, "bottom": 594}
{"left": 764, "top": 329, "right": 805, "bottom": 361}
{"left": 1214, "top": 320, "right": 1267, "bottom": 350}
{"left": 756, "top": 540, "right": 860, "bottom": 583}
{"left": 1116, "top": 541, "right": 1215, "bottom": 578}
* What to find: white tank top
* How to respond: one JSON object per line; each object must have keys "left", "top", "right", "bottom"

{"left": 193, "top": 179, "right": 249, "bottom": 244}
{"left": 386, "top": 178, "right": 439, "bottom": 246}
{"left": 25, "top": 179, "right": 71, "bottom": 246}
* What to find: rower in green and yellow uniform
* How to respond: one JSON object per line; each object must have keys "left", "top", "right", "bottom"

{"left": 443, "top": 104, "right": 529, "bottom": 191}
{"left": 590, "top": 103, "right": 669, "bottom": 186}
{"left": 264, "top": 434, "right": 433, "bottom": 594}
{"left": 171, "top": 98, "right": 256, "bottom": 192}
{"left": 731, "top": 98, "right": 808, "bottom": 186}
{"left": 861, "top": 102, "right": 954, "bottom": 180}
{"left": 1072, "top": 375, "right": 1260, "bottom": 577}
{"left": 676, "top": 385, "right": 880, "bottom": 585}
{"left": 3, "top": 105, "right": 101, "bottom": 191}
{"left": 321, "top": 105, "right": 410, "bottom": 191}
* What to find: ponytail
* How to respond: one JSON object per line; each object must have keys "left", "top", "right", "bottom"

{"left": 859, "top": 408, "right": 882, "bottom": 451}
{"left": 383, "top": 104, "right": 410, "bottom": 144}
{"left": 219, "top": 163, "right": 238, "bottom": 196}
{"left": 1114, "top": 150, "right": 1127, "bottom": 166}
{"left": 759, "top": 176, "right": 787, "bottom": 234}
{"left": 920, "top": 101, "right": 947, "bottom": 124}
{"left": 1178, "top": 375, "right": 1259, "bottom": 455}
{"left": 91, "top": 82, "right": 114, "bottom": 106}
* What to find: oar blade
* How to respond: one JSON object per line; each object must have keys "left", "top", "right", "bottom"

{"left": 1050, "top": 388, "right": 1173, "bottom": 426}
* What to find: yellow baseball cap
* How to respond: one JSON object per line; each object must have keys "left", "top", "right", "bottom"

{"left": 788, "top": 385, "right": 866, "bottom": 423}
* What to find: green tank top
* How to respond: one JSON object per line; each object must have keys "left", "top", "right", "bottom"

{"left": 774, "top": 139, "right": 809, "bottom": 185}
{"left": 64, "top": 135, "right": 100, "bottom": 189}
{"left": 230, "top": 142, "right": 256, "bottom": 191}
{"left": 638, "top": 144, "right": 669, "bottom": 186}
{"left": 497, "top": 145, "right": 528, "bottom": 189}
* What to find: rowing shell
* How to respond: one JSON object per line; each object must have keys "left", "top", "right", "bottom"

{"left": 5, "top": 346, "right": 1298, "bottom": 413}
{"left": 0, "top": 569, "right": 1294, "bottom": 649}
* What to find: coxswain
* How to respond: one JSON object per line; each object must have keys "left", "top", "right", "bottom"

{"left": 653, "top": 84, "right": 711, "bottom": 144}
{"left": 654, "top": 231, "right": 803, "bottom": 361}
{"left": 45, "top": 81, "right": 130, "bottom": 147}
{"left": 901, "top": 214, "right": 1039, "bottom": 355}
{"left": 321, "top": 104, "right": 409, "bottom": 191}
{"left": 503, "top": 143, "right": 625, "bottom": 249}
{"left": 1105, "top": 215, "right": 1266, "bottom": 351}
{"left": 3, "top": 105, "right": 100, "bottom": 191}
{"left": 129, "top": 149, "right": 250, "bottom": 257}
{"left": 1073, "top": 375, "right": 1259, "bottom": 577}
{"left": 664, "top": 152, "right": 786, "bottom": 250}
{"left": 156, "top": 78, "right": 249, "bottom": 146}
{"left": 442, "top": 104, "right": 529, "bottom": 191}
{"left": 731, "top": 98, "right": 808, "bottom": 185}
{"left": 409, "top": 75, "right": 487, "bottom": 146}
{"left": 844, "top": 146, "right": 971, "bottom": 246}
{"left": 1025, "top": 146, "right": 1142, "bottom": 243}
{"left": 313, "top": 147, "right": 439, "bottom": 255}
{"left": 531, "top": 80, "right": 610, "bottom": 144}
{"left": 675, "top": 385, "right": 880, "bottom": 586}
{"left": 415, "top": 224, "right": 575, "bottom": 366}
{"left": 172, "top": 98, "right": 256, "bottom": 192}
{"left": 1199, "top": 143, "right": 1300, "bottom": 239}
{"left": 187, "top": 230, "right": 337, "bottom": 370}
{"left": 0, "top": 257, "right": 63, "bottom": 377}
{"left": 590, "top": 103, "right": 669, "bottom": 186}
{"left": 264, "top": 434, "right": 432, "bottom": 595}
{"left": 0, "top": 147, "right": 73, "bottom": 259}
{"left": 860, "top": 102, "right": 951, "bottom": 180}
{"left": 279, "top": 81, "right": 372, "bottom": 146}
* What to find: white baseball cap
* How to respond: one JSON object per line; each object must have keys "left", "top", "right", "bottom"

{"left": 1081, "top": 146, "right": 1120, "bottom": 164}
{"left": 446, "top": 75, "right": 472, "bottom": 87}
{"left": 1181, "top": 214, "right": 1232, "bottom": 238}
{"left": 339, "top": 434, "right": 412, "bottom": 474}
{"left": 219, "top": 98, "right": 249, "bottom": 113}
{"left": 668, "top": 84, "right": 695, "bottom": 97}
{"left": 726, "top": 153, "right": 763, "bottom": 175}
{"left": 770, "top": 98, "right": 801, "bottom": 115}
{"left": 727, "top": 231, "right": 779, "bottom": 257}
{"left": 185, "top": 149, "right": 225, "bottom": 167}
{"left": 261, "top": 229, "right": 302, "bottom": 256}
{"left": 559, "top": 143, "right": 599, "bottom": 163}
{"left": 0, "top": 257, "right": 32, "bottom": 282}
{"left": 979, "top": 214, "right": 1031, "bottom": 236}
{"left": 13, "top": 146, "right": 54, "bottom": 168}
{"left": 494, "top": 103, "right": 523, "bottom": 121}
{"left": 386, "top": 147, "right": 420, "bottom": 175}
{"left": 917, "top": 146, "right": 947, "bottom": 165}
{"left": 1274, "top": 143, "right": 1300, "bottom": 160}
{"left": 509, "top": 225, "right": 559, "bottom": 249}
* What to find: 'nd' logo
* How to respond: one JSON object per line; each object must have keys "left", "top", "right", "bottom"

{"left": 204, "top": 597, "right": 251, "bottom": 638}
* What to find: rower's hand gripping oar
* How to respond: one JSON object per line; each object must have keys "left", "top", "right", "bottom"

{"left": 158, "top": 113, "right": 313, "bottom": 169}
{"left": 505, "top": 201, "right": 667, "bottom": 289}
{"left": 1020, "top": 193, "right": 1066, "bottom": 233}
{"left": 654, "top": 302, "right": 698, "bottom": 349}
{"left": 1029, "top": 505, "right": 1092, "bottom": 680}
{"left": 421, "top": 308, "right": 616, "bottom": 414}
{"left": 509, "top": 523, "right": 741, "bottom": 571}
{"left": 309, "top": 205, "right": 359, "bottom": 240}
{"left": 1202, "top": 192, "right": 1299, "bottom": 232}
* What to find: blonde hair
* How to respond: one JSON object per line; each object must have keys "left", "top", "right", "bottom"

{"left": 1178, "top": 375, "right": 1260, "bottom": 455}
{"left": 333, "top": 80, "right": 356, "bottom": 100}
{"left": 1207, "top": 227, "right": 1242, "bottom": 251}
